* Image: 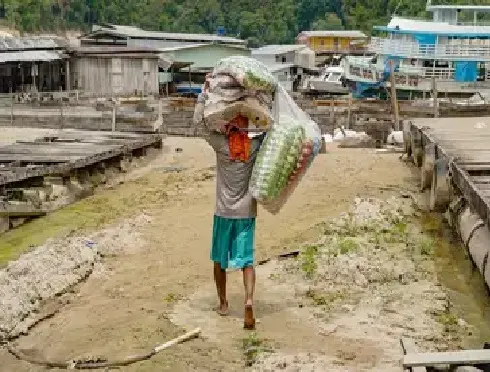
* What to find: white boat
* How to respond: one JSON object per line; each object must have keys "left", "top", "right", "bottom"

{"left": 343, "top": 0, "right": 490, "bottom": 99}
{"left": 303, "top": 66, "right": 349, "bottom": 94}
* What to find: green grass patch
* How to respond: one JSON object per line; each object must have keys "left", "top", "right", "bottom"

{"left": 418, "top": 237, "right": 435, "bottom": 256}
{"left": 241, "top": 332, "right": 273, "bottom": 367}
{"left": 301, "top": 245, "right": 318, "bottom": 279}
{"left": 338, "top": 238, "right": 359, "bottom": 255}
{"left": 305, "top": 288, "right": 345, "bottom": 307}
{"left": 0, "top": 171, "right": 179, "bottom": 266}
{"left": 163, "top": 293, "right": 181, "bottom": 303}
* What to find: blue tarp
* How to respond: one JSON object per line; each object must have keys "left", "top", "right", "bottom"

{"left": 352, "top": 81, "right": 385, "bottom": 98}
{"left": 382, "top": 57, "right": 400, "bottom": 81}
{"left": 454, "top": 61, "right": 478, "bottom": 82}
{"left": 413, "top": 33, "right": 437, "bottom": 45}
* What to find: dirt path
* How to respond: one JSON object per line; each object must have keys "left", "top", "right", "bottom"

{"left": 1, "top": 138, "right": 422, "bottom": 371}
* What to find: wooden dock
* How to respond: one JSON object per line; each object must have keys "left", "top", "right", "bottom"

{"left": 0, "top": 129, "right": 163, "bottom": 232}
{"left": 406, "top": 116, "right": 490, "bottom": 288}
{"left": 408, "top": 117, "right": 490, "bottom": 215}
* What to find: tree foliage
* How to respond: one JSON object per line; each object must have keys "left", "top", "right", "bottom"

{"left": 0, "top": 0, "right": 486, "bottom": 43}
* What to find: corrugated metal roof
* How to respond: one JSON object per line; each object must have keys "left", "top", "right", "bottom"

{"left": 0, "top": 37, "right": 63, "bottom": 51}
{"left": 158, "top": 55, "right": 193, "bottom": 70}
{"left": 251, "top": 44, "right": 306, "bottom": 55}
{"left": 298, "top": 30, "right": 367, "bottom": 38}
{"left": 427, "top": 5, "right": 490, "bottom": 12}
{"left": 0, "top": 50, "right": 62, "bottom": 63}
{"left": 71, "top": 46, "right": 158, "bottom": 54}
{"left": 158, "top": 43, "right": 249, "bottom": 52}
{"left": 86, "top": 24, "right": 246, "bottom": 45}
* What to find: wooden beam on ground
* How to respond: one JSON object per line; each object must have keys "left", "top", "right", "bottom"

{"left": 400, "top": 338, "right": 427, "bottom": 372}
{"left": 403, "top": 349, "right": 490, "bottom": 368}
{"left": 0, "top": 154, "right": 82, "bottom": 163}
{"left": 0, "top": 203, "right": 46, "bottom": 217}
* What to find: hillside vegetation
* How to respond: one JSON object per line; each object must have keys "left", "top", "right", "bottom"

{"left": 1, "top": 0, "right": 488, "bottom": 44}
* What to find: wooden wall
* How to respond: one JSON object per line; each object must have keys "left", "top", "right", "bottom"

{"left": 70, "top": 55, "right": 159, "bottom": 97}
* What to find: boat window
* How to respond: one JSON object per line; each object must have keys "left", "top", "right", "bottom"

{"left": 327, "top": 72, "right": 342, "bottom": 81}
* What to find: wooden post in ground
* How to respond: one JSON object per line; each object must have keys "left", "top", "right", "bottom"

{"left": 432, "top": 77, "right": 439, "bottom": 118}
{"left": 112, "top": 99, "right": 116, "bottom": 132}
{"left": 59, "top": 86, "right": 64, "bottom": 129}
{"left": 10, "top": 86, "right": 13, "bottom": 126}
{"left": 347, "top": 93, "right": 352, "bottom": 129}
{"left": 389, "top": 60, "right": 400, "bottom": 131}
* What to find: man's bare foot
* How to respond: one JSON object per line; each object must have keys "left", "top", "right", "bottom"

{"left": 215, "top": 301, "right": 229, "bottom": 316}
{"left": 243, "top": 305, "right": 255, "bottom": 330}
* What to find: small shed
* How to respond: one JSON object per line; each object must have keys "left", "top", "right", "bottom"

{"left": 68, "top": 46, "right": 160, "bottom": 97}
{"left": 252, "top": 44, "right": 315, "bottom": 70}
{"left": 0, "top": 37, "right": 67, "bottom": 94}
{"left": 268, "top": 63, "right": 303, "bottom": 92}
{"left": 296, "top": 30, "right": 368, "bottom": 54}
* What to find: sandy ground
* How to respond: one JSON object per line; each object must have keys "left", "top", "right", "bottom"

{"left": 0, "top": 137, "right": 466, "bottom": 371}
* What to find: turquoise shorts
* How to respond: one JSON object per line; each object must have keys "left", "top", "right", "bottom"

{"left": 211, "top": 215, "right": 256, "bottom": 270}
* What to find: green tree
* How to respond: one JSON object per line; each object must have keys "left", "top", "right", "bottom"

{"left": 0, "top": 0, "right": 485, "bottom": 42}
{"left": 312, "top": 12, "right": 344, "bottom": 31}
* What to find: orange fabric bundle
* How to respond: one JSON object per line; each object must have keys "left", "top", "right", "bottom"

{"left": 227, "top": 115, "right": 251, "bottom": 162}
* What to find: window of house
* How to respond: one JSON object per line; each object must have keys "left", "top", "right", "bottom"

{"left": 282, "top": 56, "right": 286, "bottom": 63}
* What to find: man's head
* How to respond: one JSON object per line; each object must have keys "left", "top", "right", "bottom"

{"left": 218, "top": 114, "right": 249, "bottom": 136}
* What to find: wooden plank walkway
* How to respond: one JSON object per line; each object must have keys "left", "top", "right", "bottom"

{"left": 0, "top": 129, "right": 163, "bottom": 186}
{"left": 410, "top": 117, "right": 490, "bottom": 228}
{"left": 0, "top": 129, "right": 164, "bottom": 228}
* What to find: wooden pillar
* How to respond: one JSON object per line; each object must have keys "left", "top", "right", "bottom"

{"left": 20, "top": 64, "right": 24, "bottom": 92}
{"left": 112, "top": 102, "right": 116, "bottom": 132}
{"left": 65, "top": 59, "right": 70, "bottom": 92}
{"left": 346, "top": 93, "right": 352, "bottom": 129}
{"left": 432, "top": 77, "right": 439, "bottom": 118}
{"left": 32, "top": 62, "right": 36, "bottom": 93}
{"left": 389, "top": 60, "right": 400, "bottom": 131}
{"left": 59, "top": 86, "right": 64, "bottom": 129}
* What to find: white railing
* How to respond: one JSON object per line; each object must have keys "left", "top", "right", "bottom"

{"left": 422, "top": 68, "right": 455, "bottom": 80}
{"left": 369, "top": 37, "right": 490, "bottom": 60}
{"left": 348, "top": 61, "right": 456, "bottom": 81}
{"left": 457, "top": 22, "right": 490, "bottom": 27}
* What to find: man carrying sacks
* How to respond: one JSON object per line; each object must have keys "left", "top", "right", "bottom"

{"left": 205, "top": 113, "right": 264, "bottom": 330}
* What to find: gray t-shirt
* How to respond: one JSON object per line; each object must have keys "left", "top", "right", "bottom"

{"left": 206, "top": 132, "right": 264, "bottom": 219}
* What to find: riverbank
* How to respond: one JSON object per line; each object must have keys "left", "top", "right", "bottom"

{"left": 0, "top": 139, "right": 488, "bottom": 371}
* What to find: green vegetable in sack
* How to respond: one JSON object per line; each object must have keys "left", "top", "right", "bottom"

{"left": 250, "top": 116, "right": 305, "bottom": 202}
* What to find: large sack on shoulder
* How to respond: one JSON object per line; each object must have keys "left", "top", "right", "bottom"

{"left": 214, "top": 56, "right": 277, "bottom": 94}
{"left": 203, "top": 95, "right": 273, "bottom": 132}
